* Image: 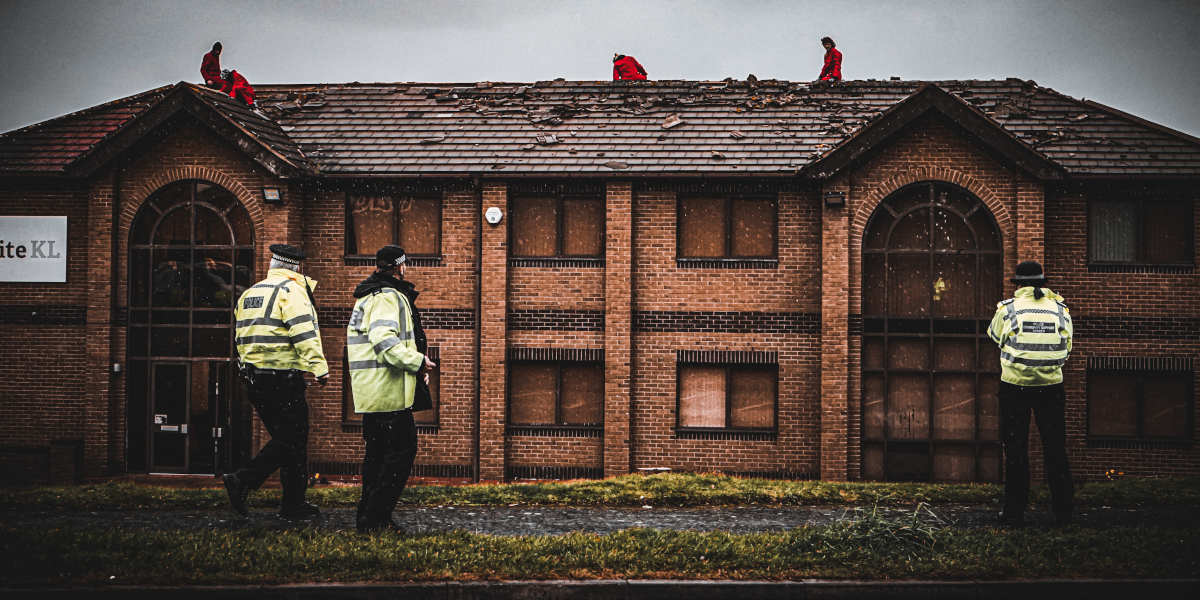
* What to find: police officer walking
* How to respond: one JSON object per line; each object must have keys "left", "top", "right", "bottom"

{"left": 987, "top": 261, "right": 1074, "bottom": 527}
{"left": 347, "top": 245, "right": 435, "bottom": 533}
{"left": 224, "top": 244, "right": 328, "bottom": 520}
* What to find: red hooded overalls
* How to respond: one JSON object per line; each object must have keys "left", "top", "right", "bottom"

{"left": 225, "top": 70, "right": 255, "bottom": 106}
{"left": 819, "top": 47, "right": 842, "bottom": 81}
{"left": 201, "top": 51, "right": 222, "bottom": 88}
{"left": 613, "top": 55, "right": 648, "bottom": 80}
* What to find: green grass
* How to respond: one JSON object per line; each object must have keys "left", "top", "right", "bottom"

{"left": 3, "top": 473, "right": 1198, "bottom": 512}
{"left": 2, "top": 514, "right": 1196, "bottom": 584}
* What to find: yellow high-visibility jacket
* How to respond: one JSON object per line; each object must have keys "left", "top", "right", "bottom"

{"left": 987, "top": 286, "right": 1073, "bottom": 386}
{"left": 347, "top": 287, "right": 424, "bottom": 413}
{"left": 233, "top": 268, "right": 328, "bottom": 377}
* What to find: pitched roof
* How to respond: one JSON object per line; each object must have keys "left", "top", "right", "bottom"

{"left": 3, "top": 78, "right": 1199, "bottom": 178}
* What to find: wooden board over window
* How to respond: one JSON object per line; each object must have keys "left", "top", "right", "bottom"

{"left": 346, "top": 194, "right": 441, "bottom": 257}
{"left": 678, "top": 195, "right": 777, "bottom": 259}
{"left": 1088, "top": 370, "right": 1193, "bottom": 441}
{"left": 1089, "top": 197, "right": 1194, "bottom": 266}
{"left": 509, "top": 361, "right": 603, "bottom": 427}
{"left": 511, "top": 194, "right": 604, "bottom": 258}
{"left": 677, "top": 364, "right": 777, "bottom": 431}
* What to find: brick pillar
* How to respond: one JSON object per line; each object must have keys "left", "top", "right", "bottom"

{"left": 84, "top": 176, "right": 115, "bottom": 476}
{"left": 1015, "top": 178, "right": 1044, "bottom": 264}
{"left": 820, "top": 183, "right": 851, "bottom": 481}
{"left": 603, "top": 182, "right": 633, "bottom": 477}
{"left": 478, "top": 182, "right": 509, "bottom": 481}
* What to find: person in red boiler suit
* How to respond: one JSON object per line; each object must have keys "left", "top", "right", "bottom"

{"left": 201, "top": 42, "right": 223, "bottom": 89}
{"left": 818, "top": 36, "right": 842, "bottom": 82}
{"left": 612, "top": 53, "right": 648, "bottom": 80}
{"left": 222, "top": 69, "right": 256, "bottom": 107}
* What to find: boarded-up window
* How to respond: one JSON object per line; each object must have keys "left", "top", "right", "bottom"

{"left": 731, "top": 198, "right": 777, "bottom": 257}
{"left": 680, "top": 196, "right": 776, "bottom": 259}
{"left": 509, "top": 362, "right": 603, "bottom": 426}
{"left": 1088, "top": 370, "right": 1192, "bottom": 440}
{"left": 562, "top": 197, "right": 605, "bottom": 256}
{"left": 399, "top": 197, "right": 441, "bottom": 256}
{"left": 679, "top": 197, "right": 726, "bottom": 258}
{"left": 511, "top": 195, "right": 604, "bottom": 258}
{"left": 678, "top": 365, "right": 777, "bottom": 430}
{"left": 347, "top": 195, "right": 442, "bottom": 257}
{"left": 1090, "top": 198, "right": 1193, "bottom": 265}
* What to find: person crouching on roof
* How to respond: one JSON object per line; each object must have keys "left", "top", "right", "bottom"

{"left": 222, "top": 69, "right": 256, "bottom": 107}
{"left": 613, "top": 53, "right": 648, "bottom": 80}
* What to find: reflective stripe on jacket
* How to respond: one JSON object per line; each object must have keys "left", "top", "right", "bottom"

{"left": 987, "top": 286, "right": 1073, "bottom": 386}
{"left": 347, "top": 287, "right": 424, "bottom": 413}
{"left": 234, "top": 267, "right": 328, "bottom": 377}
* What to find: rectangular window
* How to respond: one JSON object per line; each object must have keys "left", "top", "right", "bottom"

{"left": 1089, "top": 198, "right": 1193, "bottom": 265}
{"left": 678, "top": 195, "right": 777, "bottom": 259}
{"left": 1088, "top": 370, "right": 1192, "bottom": 441}
{"left": 677, "top": 364, "right": 777, "bottom": 431}
{"left": 508, "top": 361, "right": 603, "bottom": 426}
{"left": 510, "top": 194, "right": 604, "bottom": 258}
{"left": 346, "top": 195, "right": 442, "bottom": 257}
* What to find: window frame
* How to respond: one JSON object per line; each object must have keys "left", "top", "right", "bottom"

{"left": 675, "top": 362, "right": 780, "bottom": 434}
{"left": 508, "top": 192, "right": 606, "bottom": 260}
{"left": 344, "top": 193, "right": 443, "bottom": 260}
{"left": 1086, "top": 195, "right": 1194, "bottom": 267}
{"left": 506, "top": 359, "right": 604, "bottom": 430}
{"left": 676, "top": 193, "right": 779, "bottom": 261}
{"left": 1086, "top": 368, "right": 1194, "bottom": 443}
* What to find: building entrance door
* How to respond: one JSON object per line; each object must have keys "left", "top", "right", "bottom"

{"left": 861, "top": 181, "right": 1004, "bottom": 482}
{"left": 126, "top": 180, "right": 255, "bottom": 474}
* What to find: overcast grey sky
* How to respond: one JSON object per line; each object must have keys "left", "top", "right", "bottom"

{"left": 1, "top": 0, "right": 1197, "bottom": 136}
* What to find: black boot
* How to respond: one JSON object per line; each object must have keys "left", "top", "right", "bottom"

{"left": 279, "top": 501, "right": 321, "bottom": 521}
{"left": 223, "top": 473, "right": 249, "bottom": 517}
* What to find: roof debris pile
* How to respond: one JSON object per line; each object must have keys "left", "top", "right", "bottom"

{"left": 2, "top": 78, "right": 1198, "bottom": 176}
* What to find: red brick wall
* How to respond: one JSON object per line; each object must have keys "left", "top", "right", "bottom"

{"left": 1045, "top": 187, "right": 1199, "bottom": 478}
{"left": 0, "top": 181, "right": 90, "bottom": 475}
{"left": 630, "top": 188, "right": 823, "bottom": 476}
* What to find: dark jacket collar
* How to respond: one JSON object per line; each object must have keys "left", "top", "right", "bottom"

{"left": 352, "top": 271, "right": 418, "bottom": 300}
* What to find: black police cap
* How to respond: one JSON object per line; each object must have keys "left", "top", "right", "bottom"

{"left": 376, "top": 245, "right": 406, "bottom": 267}
{"left": 1011, "top": 260, "right": 1047, "bottom": 283}
{"left": 269, "top": 244, "right": 306, "bottom": 265}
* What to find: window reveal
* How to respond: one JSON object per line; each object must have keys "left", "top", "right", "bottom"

{"left": 678, "top": 365, "right": 777, "bottom": 430}
{"left": 347, "top": 195, "right": 441, "bottom": 257}
{"left": 678, "top": 195, "right": 777, "bottom": 259}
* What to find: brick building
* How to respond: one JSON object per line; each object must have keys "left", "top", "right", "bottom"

{"left": 1, "top": 78, "right": 1196, "bottom": 483}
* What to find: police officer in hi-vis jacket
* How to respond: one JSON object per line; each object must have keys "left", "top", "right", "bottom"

{"left": 347, "top": 245, "right": 436, "bottom": 533}
{"left": 987, "top": 261, "right": 1074, "bottom": 527}
{"left": 224, "top": 244, "right": 328, "bottom": 521}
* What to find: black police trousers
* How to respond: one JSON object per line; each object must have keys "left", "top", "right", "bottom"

{"left": 999, "top": 381, "right": 1074, "bottom": 520}
{"left": 357, "top": 408, "right": 418, "bottom": 531}
{"left": 232, "top": 370, "right": 310, "bottom": 509}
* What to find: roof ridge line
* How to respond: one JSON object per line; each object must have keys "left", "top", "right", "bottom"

{"left": 0, "top": 84, "right": 174, "bottom": 138}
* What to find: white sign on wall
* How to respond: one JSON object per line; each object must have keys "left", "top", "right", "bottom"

{"left": 0, "top": 216, "right": 68, "bottom": 282}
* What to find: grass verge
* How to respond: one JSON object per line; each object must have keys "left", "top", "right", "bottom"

{"left": 2, "top": 511, "right": 1196, "bottom": 585}
{"left": 3, "top": 473, "right": 1198, "bottom": 512}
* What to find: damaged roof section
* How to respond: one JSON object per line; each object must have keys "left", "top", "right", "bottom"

{"left": 3, "top": 78, "right": 1200, "bottom": 178}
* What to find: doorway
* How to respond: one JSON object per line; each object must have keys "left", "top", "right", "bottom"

{"left": 860, "top": 181, "right": 1003, "bottom": 482}
{"left": 125, "top": 180, "right": 254, "bottom": 474}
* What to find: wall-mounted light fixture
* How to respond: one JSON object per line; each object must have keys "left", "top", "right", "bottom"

{"left": 823, "top": 191, "right": 846, "bottom": 209}
{"left": 263, "top": 187, "right": 283, "bottom": 204}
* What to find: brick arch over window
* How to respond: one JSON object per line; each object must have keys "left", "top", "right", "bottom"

{"left": 851, "top": 168, "right": 1013, "bottom": 245}
{"left": 119, "top": 166, "right": 265, "bottom": 241}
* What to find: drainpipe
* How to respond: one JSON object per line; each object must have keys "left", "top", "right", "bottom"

{"left": 110, "top": 155, "right": 123, "bottom": 474}
{"left": 472, "top": 176, "right": 483, "bottom": 482}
